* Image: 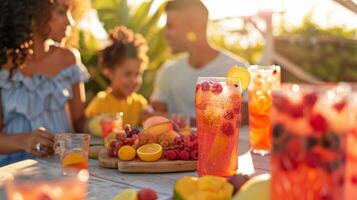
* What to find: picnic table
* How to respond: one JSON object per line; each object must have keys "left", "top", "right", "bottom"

{"left": 0, "top": 126, "right": 270, "bottom": 200}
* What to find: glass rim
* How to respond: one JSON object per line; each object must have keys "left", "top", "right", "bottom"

{"left": 248, "top": 65, "right": 281, "bottom": 71}
{"left": 197, "top": 77, "right": 229, "bottom": 82}
{"left": 272, "top": 82, "right": 352, "bottom": 94}
{"left": 3, "top": 168, "right": 87, "bottom": 183}
{"left": 55, "top": 133, "right": 91, "bottom": 140}
{"left": 196, "top": 77, "right": 243, "bottom": 91}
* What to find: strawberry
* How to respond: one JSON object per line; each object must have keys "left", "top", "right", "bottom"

{"left": 201, "top": 81, "right": 210, "bottom": 91}
{"left": 351, "top": 176, "right": 357, "bottom": 185}
{"left": 223, "top": 111, "right": 234, "bottom": 120}
{"left": 302, "top": 92, "right": 318, "bottom": 107}
{"left": 137, "top": 188, "right": 158, "bottom": 200}
{"left": 272, "top": 93, "right": 290, "bottom": 112}
{"left": 287, "top": 103, "right": 304, "bottom": 118}
{"left": 38, "top": 194, "right": 52, "bottom": 200}
{"left": 190, "top": 150, "right": 198, "bottom": 160}
{"left": 195, "top": 84, "right": 202, "bottom": 91}
{"left": 165, "top": 150, "right": 177, "bottom": 160}
{"left": 179, "top": 150, "right": 190, "bottom": 160}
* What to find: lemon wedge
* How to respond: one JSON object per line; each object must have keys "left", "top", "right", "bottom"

{"left": 227, "top": 65, "right": 250, "bottom": 91}
{"left": 137, "top": 143, "right": 162, "bottom": 162}
{"left": 112, "top": 189, "right": 137, "bottom": 200}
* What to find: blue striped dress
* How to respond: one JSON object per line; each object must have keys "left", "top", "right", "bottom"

{"left": 0, "top": 64, "right": 90, "bottom": 166}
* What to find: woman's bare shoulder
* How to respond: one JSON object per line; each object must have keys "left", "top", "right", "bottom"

{"left": 50, "top": 46, "right": 81, "bottom": 69}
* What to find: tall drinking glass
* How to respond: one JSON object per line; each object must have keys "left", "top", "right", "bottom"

{"left": 270, "top": 83, "right": 351, "bottom": 200}
{"left": 195, "top": 77, "right": 242, "bottom": 177}
{"left": 248, "top": 65, "right": 281, "bottom": 155}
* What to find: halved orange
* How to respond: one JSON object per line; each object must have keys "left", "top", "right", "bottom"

{"left": 137, "top": 143, "right": 162, "bottom": 162}
{"left": 118, "top": 145, "right": 136, "bottom": 161}
{"left": 226, "top": 65, "right": 250, "bottom": 91}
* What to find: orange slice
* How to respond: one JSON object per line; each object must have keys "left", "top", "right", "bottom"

{"left": 208, "top": 133, "right": 228, "bottom": 162}
{"left": 137, "top": 143, "right": 162, "bottom": 162}
{"left": 62, "top": 152, "right": 86, "bottom": 167}
{"left": 227, "top": 65, "right": 250, "bottom": 91}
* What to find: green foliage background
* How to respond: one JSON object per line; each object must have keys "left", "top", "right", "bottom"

{"left": 80, "top": 0, "right": 170, "bottom": 101}
{"left": 80, "top": 0, "right": 357, "bottom": 102}
{"left": 275, "top": 14, "right": 357, "bottom": 82}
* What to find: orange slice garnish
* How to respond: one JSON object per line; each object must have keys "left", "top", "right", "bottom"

{"left": 227, "top": 65, "right": 250, "bottom": 91}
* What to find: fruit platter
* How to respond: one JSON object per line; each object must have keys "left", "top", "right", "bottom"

{"left": 98, "top": 116, "right": 198, "bottom": 173}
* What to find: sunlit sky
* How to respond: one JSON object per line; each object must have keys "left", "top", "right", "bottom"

{"left": 82, "top": 0, "right": 357, "bottom": 46}
{"left": 132, "top": 0, "right": 357, "bottom": 29}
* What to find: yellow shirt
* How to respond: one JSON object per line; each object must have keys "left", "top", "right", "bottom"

{"left": 85, "top": 91, "right": 148, "bottom": 126}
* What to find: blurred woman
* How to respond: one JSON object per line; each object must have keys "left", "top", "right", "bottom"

{"left": 0, "top": 0, "right": 55, "bottom": 166}
{"left": 0, "top": 0, "right": 89, "bottom": 166}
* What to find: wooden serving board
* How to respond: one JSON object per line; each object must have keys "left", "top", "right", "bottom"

{"left": 89, "top": 145, "right": 103, "bottom": 159}
{"left": 98, "top": 148, "right": 197, "bottom": 173}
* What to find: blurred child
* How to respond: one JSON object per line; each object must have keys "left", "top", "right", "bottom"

{"left": 85, "top": 26, "right": 149, "bottom": 126}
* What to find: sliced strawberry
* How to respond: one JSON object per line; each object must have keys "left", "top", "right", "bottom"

{"left": 309, "top": 113, "right": 328, "bottom": 133}
{"left": 333, "top": 100, "right": 347, "bottom": 113}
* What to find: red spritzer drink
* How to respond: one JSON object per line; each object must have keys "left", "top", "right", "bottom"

{"left": 346, "top": 90, "right": 357, "bottom": 200}
{"left": 195, "top": 77, "right": 243, "bottom": 177}
{"left": 271, "top": 84, "right": 350, "bottom": 200}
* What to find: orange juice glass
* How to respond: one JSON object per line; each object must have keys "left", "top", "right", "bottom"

{"left": 5, "top": 169, "right": 89, "bottom": 200}
{"left": 56, "top": 133, "right": 90, "bottom": 173}
{"left": 195, "top": 77, "right": 242, "bottom": 177}
{"left": 271, "top": 83, "right": 351, "bottom": 200}
{"left": 248, "top": 65, "right": 280, "bottom": 155}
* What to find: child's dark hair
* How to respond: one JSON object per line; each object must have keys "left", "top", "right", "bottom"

{"left": 0, "top": 0, "right": 53, "bottom": 71}
{"left": 100, "top": 26, "right": 148, "bottom": 70}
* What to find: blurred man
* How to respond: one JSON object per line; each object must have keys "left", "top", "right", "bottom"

{"left": 148, "top": 0, "right": 248, "bottom": 124}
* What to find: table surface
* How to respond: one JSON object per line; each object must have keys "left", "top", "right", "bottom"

{"left": 0, "top": 126, "right": 270, "bottom": 200}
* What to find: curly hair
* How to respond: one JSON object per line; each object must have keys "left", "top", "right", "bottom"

{"left": 0, "top": 0, "right": 53, "bottom": 71}
{"left": 100, "top": 26, "right": 149, "bottom": 70}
